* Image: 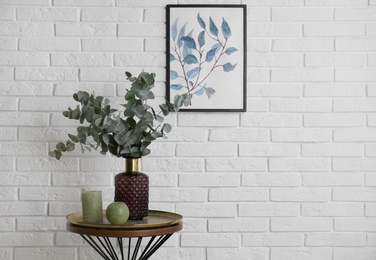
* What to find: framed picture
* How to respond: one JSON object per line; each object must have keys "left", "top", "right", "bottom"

{"left": 166, "top": 4, "right": 247, "bottom": 112}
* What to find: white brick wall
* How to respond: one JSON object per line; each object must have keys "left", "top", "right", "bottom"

{"left": 0, "top": 0, "right": 375, "bottom": 259}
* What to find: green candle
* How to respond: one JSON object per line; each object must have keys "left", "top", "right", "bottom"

{"left": 82, "top": 190, "right": 103, "bottom": 223}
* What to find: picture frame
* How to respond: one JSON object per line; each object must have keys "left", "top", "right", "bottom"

{"left": 166, "top": 4, "right": 247, "bottom": 112}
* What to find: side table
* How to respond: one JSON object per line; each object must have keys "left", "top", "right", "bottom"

{"left": 66, "top": 210, "right": 183, "bottom": 260}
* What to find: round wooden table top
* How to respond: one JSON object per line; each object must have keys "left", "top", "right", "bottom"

{"left": 66, "top": 210, "right": 183, "bottom": 238}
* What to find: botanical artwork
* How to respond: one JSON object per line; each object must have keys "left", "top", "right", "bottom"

{"left": 167, "top": 5, "right": 246, "bottom": 112}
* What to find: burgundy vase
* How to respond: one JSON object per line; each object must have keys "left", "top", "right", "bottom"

{"left": 114, "top": 158, "right": 149, "bottom": 220}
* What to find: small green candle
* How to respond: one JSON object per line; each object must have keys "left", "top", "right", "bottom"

{"left": 82, "top": 190, "right": 103, "bottom": 223}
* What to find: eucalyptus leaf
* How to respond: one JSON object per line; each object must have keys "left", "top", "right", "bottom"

{"left": 187, "top": 67, "right": 200, "bottom": 79}
{"left": 183, "top": 54, "right": 198, "bottom": 64}
{"left": 223, "top": 63, "right": 237, "bottom": 72}
{"left": 221, "top": 17, "right": 231, "bottom": 39}
{"left": 209, "top": 17, "right": 218, "bottom": 37}
{"left": 197, "top": 13, "right": 206, "bottom": 29}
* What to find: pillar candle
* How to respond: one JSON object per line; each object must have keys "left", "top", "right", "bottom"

{"left": 82, "top": 190, "right": 103, "bottom": 223}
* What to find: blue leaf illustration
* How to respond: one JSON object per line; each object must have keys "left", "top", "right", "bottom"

{"left": 206, "top": 47, "right": 217, "bottom": 62}
{"left": 171, "top": 18, "right": 178, "bottom": 41}
{"left": 209, "top": 17, "right": 218, "bottom": 37}
{"left": 198, "top": 30, "right": 205, "bottom": 48}
{"left": 197, "top": 13, "right": 206, "bottom": 29}
{"left": 183, "top": 43, "right": 191, "bottom": 59}
{"left": 170, "top": 84, "right": 184, "bottom": 90}
{"left": 183, "top": 54, "right": 198, "bottom": 64}
{"left": 221, "top": 17, "right": 231, "bottom": 39}
{"left": 170, "top": 53, "right": 176, "bottom": 61}
{"left": 181, "top": 36, "right": 196, "bottom": 49}
{"left": 189, "top": 81, "right": 194, "bottom": 87}
{"left": 212, "top": 43, "right": 222, "bottom": 54}
{"left": 170, "top": 70, "right": 178, "bottom": 79}
{"left": 205, "top": 87, "right": 216, "bottom": 99}
{"left": 195, "top": 87, "right": 205, "bottom": 96}
{"left": 177, "top": 23, "right": 187, "bottom": 48}
{"left": 223, "top": 63, "right": 237, "bottom": 72}
{"left": 187, "top": 67, "right": 200, "bottom": 79}
{"left": 224, "top": 47, "right": 238, "bottom": 55}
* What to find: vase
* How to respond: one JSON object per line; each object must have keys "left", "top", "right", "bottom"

{"left": 114, "top": 157, "right": 149, "bottom": 220}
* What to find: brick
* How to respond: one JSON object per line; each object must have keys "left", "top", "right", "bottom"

{"left": 242, "top": 173, "right": 301, "bottom": 187}
{"left": 0, "top": 82, "right": 51, "bottom": 96}
{"left": 366, "top": 174, "right": 376, "bottom": 186}
{"left": 304, "top": 23, "right": 365, "bottom": 36}
{"left": 367, "top": 24, "right": 376, "bottom": 36}
{"left": 239, "top": 202, "right": 299, "bottom": 216}
{"left": 81, "top": 8, "right": 142, "bottom": 22}
{"left": 239, "top": 144, "right": 300, "bottom": 157}
{"left": 336, "top": 39, "right": 376, "bottom": 51}
{"left": 54, "top": 82, "right": 114, "bottom": 96}
{"left": 48, "top": 202, "right": 81, "bottom": 216}
{"left": 0, "top": 67, "right": 13, "bottom": 81}
{"left": 19, "top": 38, "right": 79, "bottom": 51}
{"left": 335, "top": 7, "right": 376, "bottom": 21}
{"left": 247, "top": 39, "right": 271, "bottom": 53}
{"left": 306, "top": 0, "right": 368, "bottom": 5}
{"left": 82, "top": 38, "right": 143, "bottom": 52}
{"left": 334, "top": 129, "right": 376, "bottom": 141}
{"left": 0, "top": 202, "right": 46, "bottom": 216}
{"left": 206, "top": 158, "right": 267, "bottom": 172}
{"left": 369, "top": 85, "right": 376, "bottom": 96}
{"left": 302, "top": 173, "right": 363, "bottom": 187}
{"left": 0, "top": 52, "right": 48, "bottom": 66}
{"left": 302, "top": 202, "right": 364, "bottom": 217}
{"left": 0, "top": 249, "right": 11, "bottom": 259}
{"left": 304, "top": 114, "right": 365, "bottom": 127}
{"left": 152, "top": 248, "right": 206, "bottom": 260}
{"left": 15, "top": 248, "right": 76, "bottom": 260}
{"left": 335, "top": 218, "right": 376, "bottom": 231}
{"left": 17, "top": 157, "right": 78, "bottom": 171}
{"left": 52, "top": 172, "right": 112, "bottom": 186}
{"left": 366, "top": 143, "right": 376, "bottom": 156}
{"left": 0, "top": 97, "right": 16, "bottom": 110}
{"left": 19, "top": 97, "right": 76, "bottom": 111}
{"left": 248, "top": 53, "right": 303, "bottom": 67}
{"left": 178, "top": 114, "right": 239, "bottom": 127}
{"left": 271, "top": 217, "right": 332, "bottom": 231}
{"left": 305, "top": 53, "right": 366, "bottom": 67}
{"left": 208, "top": 128, "right": 268, "bottom": 142}
{"left": 207, "top": 248, "right": 268, "bottom": 260}
{"left": 245, "top": 0, "right": 303, "bottom": 6}
{"left": 16, "top": 67, "right": 78, "bottom": 81}
{"left": 150, "top": 188, "right": 206, "bottom": 202}
{"left": 179, "top": 173, "right": 240, "bottom": 187}
{"left": 181, "top": 233, "right": 239, "bottom": 247}
{"left": 115, "top": 53, "right": 165, "bottom": 67}
{"left": 118, "top": 24, "right": 165, "bottom": 36}
{"left": 247, "top": 68, "right": 270, "bottom": 82}
{"left": 209, "top": 188, "right": 268, "bottom": 202}
{"left": 272, "top": 68, "right": 333, "bottom": 82}
{"left": 0, "top": 218, "right": 15, "bottom": 231}
{"left": 334, "top": 158, "right": 376, "bottom": 171}
{"left": 0, "top": 158, "right": 13, "bottom": 171}
{"left": 334, "top": 188, "right": 376, "bottom": 201}
{"left": 334, "top": 99, "right": 376, "bottom": 112}
{"left": 209, "top": 218, "right": 268, "bottom": 232}
{"left": 248, "top": 23, "right": 302, "bottom": 37}
{"left": 176, "top": 203, "right": 237, "bottom": 217}
{"left": 80, "top": 67, "right": 139, "bottom": 82}
{"left": 243, "top": 233, "right": 303, "bottom": 246}
{"left": 145, "top": 38, "right": 165, "bottom": 51}
{"left": 0, "top": 22, "right": 53, "bottom": 36}
{"left": 247, "top": 7, "right": 270, "bottom": 22}
{"left": 142, "top": 158, "right": 203, "bottom": 172}
{"left": 56, "top": 23, "right": 115, "bottom": 36}
{"left": 180, "top": 218, "right": 207, "bottom": 232}
{"left": 144, "top": 8, "right": 165, "bottom": 22}
{"left": 0, "top": 142, "right": 46, "bottom": 156}
{"left": 271, "top": 248, "right": 332, "bottom": 260}
{"left": 20, "top": 187, "right": 80, "bottom": 201}
{"left": 17, "top": 217, "right": 65, "bottom": 231}
{"left": 249, "top": 84, "right": 302, "bottom": 97}
{"left": 0, "top": 7, "right": 15, "bottom": 21}
{"left": 241, "top": 113, "right": 302, "bottom": 127}
{"left": 270, "top": 99, "right": 331, "bottom": 112}
{"left": 0, "top": 233, "right": 54, "bottom": 246}
{"left": 176, "top": 143, "right": 237, "bottom": 157}
{"left": 272, "top": 8, "right": 333, "bottom": 21}
{"left": 0, "top": 112, "right": 49, "bottom": 126}
{"left": 1, "top": 0, "right": 48, "bottom": 4}
{"left": 366, "top": 204, "right": 376, "bottom": 216}
{"left": 0, "top": 187, "right": 18, "bottom": 200}
{"left": 163, "top": 128, "right": 206, "bottom": 142}
{"left": 53, "top": 0, "right": 112, "bottom": 6}
{"left": 271, "top": 188, "right": 331, "bottom": 202}
{"left": 272, "top": 129, "right": 332, "bottom": 142}
{"left": 0, "top": 127, "right": 15, "bottom": 141}
{"left": 247, "top": 99, "right": 268, "bottom": 112}
{"left": 334, "top": 248, "right": 376, "bottom": 260}
{"left": 305, "top": 84, "right": 365, "bottom": 97}
{"left": 116, "top": 0, "right": 175, "bottom": 6}
{"left": 302, "top": 143, "right": 364, "bottom": 156}
{"left": 0, "top": 36, "right": 16, "bottom": 50}
{"left": 306, "top": 233, "right": 365, "bottom": 246}
{"left": 16, "top": 7, "right": 78, "bottom": 21}
{"left": 336, "top": 69, "right": 376, "bottom": 82}
{"left": 273, "top": 39, "right": 333, "bottom": 52}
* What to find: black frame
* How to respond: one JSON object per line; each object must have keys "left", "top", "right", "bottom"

{"left": 166, "top": 4, "right": 247, "bottom": 112}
